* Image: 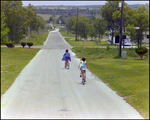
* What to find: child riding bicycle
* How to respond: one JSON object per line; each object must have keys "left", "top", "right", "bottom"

{"left": 62, "top": 49, "right": 71, "bottom": 69}
{"left": 80, "top": 57, "right": 88, "bottom": 82}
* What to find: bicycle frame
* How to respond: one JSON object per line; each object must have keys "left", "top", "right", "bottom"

{"left": 82, "top": 70, "right": 86, "bottom": 85}
{"left": 65, "top": 59, "right": 69, "bottom": 69}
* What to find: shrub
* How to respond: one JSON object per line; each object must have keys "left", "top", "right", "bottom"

{"left": 135, "top": 46, "right": 148, "bottom": 59}
{"left": 27, "top": 42, "right": 33, "bottom": 48}
{"left": 5, "top": 42, "right": 14, "bottom": 48}
{"left": 21, "top": 42, "right": 26, "bottom": 48}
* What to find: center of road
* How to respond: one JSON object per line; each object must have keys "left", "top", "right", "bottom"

{"left": 1, "top": 30, "right": 144, "bottom": 119}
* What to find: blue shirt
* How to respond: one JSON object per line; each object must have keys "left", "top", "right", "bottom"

{"left": 81, "top": 62, "right": 86, "bottom": 70}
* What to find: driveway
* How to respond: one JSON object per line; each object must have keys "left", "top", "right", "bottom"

{"left": 1, "top": 30, "right": 144, "bottom": 119}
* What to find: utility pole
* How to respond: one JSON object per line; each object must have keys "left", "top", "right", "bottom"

{"left": 118, "top": 0, "right": 124, "bottom": 57}
{"left": 75, "top": 8, "right": 78, "bottom": 41}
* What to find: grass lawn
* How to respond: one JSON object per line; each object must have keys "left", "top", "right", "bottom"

{"left": 59, "top": 30, "right": 119, "bottom": 47}
{"left": 1, "top": 47, "right": 40, "bottom": 96}
{"left": 18, "top": 31, "right": 49, "bottom": 46}
{"left": 72, "top": 47, "right": 149, "bottom": 119}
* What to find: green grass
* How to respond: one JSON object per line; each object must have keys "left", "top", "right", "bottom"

{"left": 72, "top": 47, "right": 149, "bottom": 119}
{"left": 59, "top": 30, "right": 119, "bottom": 47}
{"left": 18, "top": 31, "right": 49, "bottom": 46}
{"left": 1, "top": 47, "right": 40, "bottom": 95}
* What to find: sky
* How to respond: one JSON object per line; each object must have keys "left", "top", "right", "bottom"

{"left": 22, "top": 1, "right": 149, "bottom": 6}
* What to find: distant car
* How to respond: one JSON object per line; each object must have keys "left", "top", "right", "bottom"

{"left": 123, "top": 39, "right": 132, "bottom": 46}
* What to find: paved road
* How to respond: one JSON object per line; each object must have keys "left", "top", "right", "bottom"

{"left": 1, "top": 30, "right": 144, "bottom": 119}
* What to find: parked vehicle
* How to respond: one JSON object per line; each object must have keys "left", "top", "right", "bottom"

{"left": 123, "top": 39, "right": 132, "bottom": 46}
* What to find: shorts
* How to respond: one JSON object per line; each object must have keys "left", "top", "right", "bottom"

{"left": 65, "top": 57, "right": 69, "bottom": 60}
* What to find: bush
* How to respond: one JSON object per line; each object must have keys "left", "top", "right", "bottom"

{"left": 135, "top": 46, "right": 148, "bottom": 59}
{"left": 21, "top": 42, "right": 26, "bottom": 48}
{"left": 27, "top": 42, "right": 33, "bottom": 48}
{"left": 5, "top": 42, "right": 14, "bottom": 48}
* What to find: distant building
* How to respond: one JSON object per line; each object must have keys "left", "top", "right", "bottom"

{"left": 108, "top": 28, "right": 149, "bottom": 44}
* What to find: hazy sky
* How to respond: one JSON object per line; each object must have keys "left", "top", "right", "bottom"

{"left": 22, "top": 1, "right": 149, "bottom": 6}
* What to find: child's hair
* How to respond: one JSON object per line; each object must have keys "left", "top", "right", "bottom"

{"left": 82, "top": 57, "right": 86, "bottom": 61}
{"left": 66, "top": 49, "right": 68, "bottom": 52}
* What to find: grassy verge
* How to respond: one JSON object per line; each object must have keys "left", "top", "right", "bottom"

{"left": 1, "top": 47, "right": 40, "bottom": 95}
{"left": 19, "top": 31, "right": 49, "bottom": 46}
{"left": 72, "top": 47, "right": 149, "bottom": 119}
{"left": 59, "top": 30, "right": 119, "bottom": 47}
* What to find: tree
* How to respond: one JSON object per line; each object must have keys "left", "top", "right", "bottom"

{"left": 1, "top": 11, "right": 9, "bottom": 44}
{"left": 100, "top": 1, "right": 120, "bottom": 44}
{"left": 88, "top": 24, "right": 97, "bottom": 41}
{"left": 93, "top": 18, "right": 107, "bottom": 42}
{"left": 35, "top": 16, "right": 46, "bottom": 34}
{"left": 49, "top": 16, "right": 53, "bottom": 22}
{"left": 1, "top": 1, "right": 28, "bottom": 43}
{"left": 77, "top": 16, "right": 90, "bottom": 39}
{"left": 26, "top": 3, "right": 37, "bottom": 36}
{"left": 65, "top": 16, "right": 76, "bottom": 33}
{"left": 51, "top": 14, "right": 56, "bottom": 27}
{"left": 132, "top": 5, "right": 149, "bottom": 47}
{"left": 113, "top": 4, "right": 149, "bottom": 47}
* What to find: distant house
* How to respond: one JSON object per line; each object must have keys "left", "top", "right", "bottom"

{"left": 108, "top": 28, "right": 149, "bottom": 44}
{"left": 142, "top": 31, "right": 149, "bottom": 43}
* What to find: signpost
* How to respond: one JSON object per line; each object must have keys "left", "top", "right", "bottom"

{"left": 25, "top": 37, "right": 28, "bottom": 43}
{"left": 84, "top": 38, "right": 86, "bottom": 48}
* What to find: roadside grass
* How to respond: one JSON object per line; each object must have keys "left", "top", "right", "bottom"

{"left": 65, "top": 37, "right": 119, "bottom": 47}
{"left": 72, "top": 47, "right": 149, "bottom": 119}
{"left": 59, "top": 30, "right": 119, "bottom": 47}
{"left": 18, "top": 31, "right": 49, "bottom": 46}
{"left": 142, "top": 43, "right": 149, "bottom": 47}
{"left": 59, "top": 29, "right": 75, "bottom": 37}
{"left": 1, "top": 47, "right": 40, "bottom": 96}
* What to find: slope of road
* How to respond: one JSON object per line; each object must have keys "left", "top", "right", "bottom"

{"left": 1, "top": 30, "right": 144, "bottom": 119}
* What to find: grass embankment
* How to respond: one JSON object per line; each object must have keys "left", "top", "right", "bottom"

{"left": 72, "top": 47, "right": 149, "bottom": 119}
{"left": 1, "top": 30, "right": 49, "bottom": 95}
{"left": 59, "top": 30, "right": 149, "bottom": 119}
{"left": 1, "top": 47, "right": 40, "bottom": 95}
{"left": 19, "top": 31, "right": 49, "bottom": 46}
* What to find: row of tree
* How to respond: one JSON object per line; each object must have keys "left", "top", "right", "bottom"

{"left": 1, "top": 1, "right": 46, "bottom": 44}
{"left": 65, "top": 16, "right": 106, "bottom": 42}
{"left": 63, "top": 1, "right": 149, "bottom": 47}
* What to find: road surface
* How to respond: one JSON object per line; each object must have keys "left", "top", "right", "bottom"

{"left": 1, "top": 30, "right": 144, "bottom": 119}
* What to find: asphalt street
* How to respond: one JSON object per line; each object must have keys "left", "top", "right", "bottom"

{"left": 1, "top": 29, "right": 144, "bottom": 119}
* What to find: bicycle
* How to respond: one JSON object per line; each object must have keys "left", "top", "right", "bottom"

{"left": 81, "top": 70, "right": 86, "bottom": 85}
{"left": 65, "top": 58, "right": 69, "bottom": 69}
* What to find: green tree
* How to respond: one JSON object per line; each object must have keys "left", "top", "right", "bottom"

{"left": 51, "top": 14, "right": 56, "bottom": 28}
{"left": 112, "top": 2, "right": 133, "bottom": 34}
{"left": 100, "top": 1, "right": 120, "bottom": 44}
{"left": 77, "top": 16, "right": 90, "bottom": 39}
{"left": 65, "top": 16, "right": 76, "bottom": 33}
{"left": 1, "top": 11, "right": 9, "bottom": 44}
{"left": 88, "top": 24, "right": 97, "bottom": 41}
{"left": 1, "top": 1, "right": 28, "bottom": 43}
{"left": 133, "top": 5, "right": 149, "bottom": 47}
{"left": 35, "top": 16, "right": 46, "bottom": 34}
{"left": 112, "top": 3, "right": 149, "bottom": 47}
{"left": 26, "top": 3, "right": 37, "bottom": 36}
{"left": 93, "top": 18, "right": 107, "bottom": 43}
